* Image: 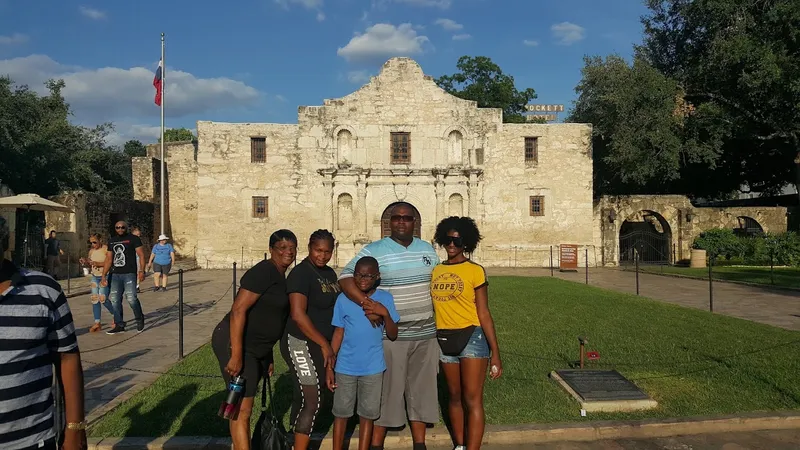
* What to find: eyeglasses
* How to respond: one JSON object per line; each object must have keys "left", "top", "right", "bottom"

{"left": 390, "top": 215, "right": 415, "bottom": 223}
{"left": 354, "top": 273, "right": 378, "bottom": 280}
{"left": 115, "top": 226, "right": 126, "bottom": 230}
{"left": 441, "top": 236, "right": 464, "bottom": 247}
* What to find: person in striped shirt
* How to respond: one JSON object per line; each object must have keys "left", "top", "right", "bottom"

{"left": 0, "top": 216, "right": 87, "bottom": 450}
{"left": 338, "top": 202, "right": 440, "bottom": 450}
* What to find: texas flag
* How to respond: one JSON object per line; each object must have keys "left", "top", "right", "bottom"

{"left": 153, "top": 60, "right": 163, "bottom": 106}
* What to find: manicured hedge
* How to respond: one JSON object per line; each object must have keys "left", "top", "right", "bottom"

{"left": 693, "top": 229, "right": 800, "bottom": 266}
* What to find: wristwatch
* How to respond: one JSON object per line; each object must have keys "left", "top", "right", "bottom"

{"left": 66, "top": 421, "right": 87, "bottom": 430}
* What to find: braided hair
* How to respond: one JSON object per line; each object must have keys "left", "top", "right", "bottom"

{"left": 308, "top": 229, "right": 335, "bottom": 247}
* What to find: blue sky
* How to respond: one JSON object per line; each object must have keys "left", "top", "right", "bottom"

{"left": 0, "top": 0, "right": 649, "bottom": 145}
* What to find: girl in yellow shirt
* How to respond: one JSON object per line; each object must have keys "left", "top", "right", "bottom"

{"left": 431, "top": 216, "right": 502, "bottom": 450}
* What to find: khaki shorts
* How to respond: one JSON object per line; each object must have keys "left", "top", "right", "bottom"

{"left": 375, "top": 338, "right": 440, "bottom": 428}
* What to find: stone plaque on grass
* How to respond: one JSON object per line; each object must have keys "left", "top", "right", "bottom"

{"left": 550, "top": 369, "right": 658, "bottom": 413}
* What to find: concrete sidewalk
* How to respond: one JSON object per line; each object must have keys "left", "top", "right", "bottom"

{"left": 487, "top": 267, "right": 800, "bottom": 331}
{"left": 57, "top": 259, "right": 198, "bottom": 298}
{"left": 69, "top": 268, "right": 235, "bottom": 423}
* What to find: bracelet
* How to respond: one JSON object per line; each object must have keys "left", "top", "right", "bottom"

{"left": 66, "top": 421, "right": 87, "bottom": 430}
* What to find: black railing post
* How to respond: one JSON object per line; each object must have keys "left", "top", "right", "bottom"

{"left": 585, "top": 248, "right": 589, "bottom": 285}
{"left": 66, "top": 250, "right": 71, "bottom": 295}
{"left": 178, "top": 269, "right": 184, "bottom": 360}
{"left": 550, "top": 246, "right": 554, "bottom": 276}
{"left": 635, "top": 250, "right": 640, "bottom": 296}
{"left": 233, "top": 262, "right": 237, "bottom": 302}
{"left": 708, "top": 256, "right": 714, "bottom": 313}
{"left": 264, "top": 252, "right": 267, "bottom": 261}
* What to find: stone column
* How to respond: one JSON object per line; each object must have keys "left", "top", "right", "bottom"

{"left": 357, "top": 177, "right": 368, "bottom": 238}
{"left": 601, "top": 208, "right": 618, "bottom": 266}
{"left": 323, "top": 179, "right": 334, "bottom": 232}
{"left": 435, "top": 172, "right": 445, "bottom": 223}
{"left": 467, "top": 172, "right": 479, "bottom": 218}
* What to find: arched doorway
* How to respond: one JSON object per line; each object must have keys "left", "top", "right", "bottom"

{"left": 618, "top": 210, "right": 672, "bottom": 265}
{"left": 734, "top": 216, "right": 763, "bottom": 237}
{"left": 380, "top": 202, "right": 422, "bottom": 238}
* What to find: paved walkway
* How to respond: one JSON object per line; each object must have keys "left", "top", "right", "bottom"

{"left": 487, "top": 267, "right": 800, "bottom": 331}
{"left": 56, "top": 260, "right": 198, "bottom": 298}
{"left": 71, "top": 268, "right": 235, "bottom": 423}
{"left": 429, "top": 428, "right": 800, "bottom": 449}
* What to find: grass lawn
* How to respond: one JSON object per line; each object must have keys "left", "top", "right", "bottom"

{"left": 88, "top": 276, "right": 800, "bottom": 438}
{"left": 636, "top": 265, "right": 800, "bottom": 289}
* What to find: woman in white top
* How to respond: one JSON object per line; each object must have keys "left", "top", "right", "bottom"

{"left": 81, "top": 234, "right": 118, "bottom": 332}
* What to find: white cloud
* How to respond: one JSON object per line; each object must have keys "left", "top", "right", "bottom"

{"left": 395, "top": 0, "right": 451, "bottom": 8}
{"left": 452, "top": 34, "right": 470, "bottom": 41}
{"left": 551, "top": 22, "right": 585, "bottom": 45}
{"left": 79, "top": 6, "right": 106, "bottom": 20}
{"left": 347, "top": 70, "right": 372, "bottom": 84}
{"left": 275, "top": 0, "right": 325, "bottom": 20}
{"left": 434, "top": 18, "right": 462, "bottom": 31}
{"left": 523, "top": 39, "right": 539, "bottom": 47}
{"left": 337, "top": 23, "right": 429, "bottom": 63}
{"left": 275, "top": 94, "right": 288, "bottom": 102}
{"left": 0, "top": 33, "right": 28, "bottom": 45}
{"left": 0, "top": 54, "right": 261, "bottom": 141}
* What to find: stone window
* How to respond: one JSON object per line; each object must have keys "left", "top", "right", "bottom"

{"left": 252, "top": 196, "right": 268, "bottom": 218}
{"left": 524, "top": 137, "right": 538, "bottom": 164}
{"left": 251, "top": 137, "right": 266, "bottom": 163}
{"left": 449, "top": 194, "right": 464, "bottom": 216}
{"left": 390, "top": 132, "right": 410, "bottom": 164}
{"left": 529, "top": 195, "right": 544, "bottom": 216}
{"left": 448, "top": 130, "right": 463, "bottom": 164}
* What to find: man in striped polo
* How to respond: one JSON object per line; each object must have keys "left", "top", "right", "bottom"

{"left": 0, "top": 216, "right": 87, "bottom": 450}
{"left": 338, "top": 202, "right": 440, "bottom": 450}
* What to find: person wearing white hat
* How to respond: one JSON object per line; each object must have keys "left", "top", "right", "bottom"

{"left": 146, "top": 234, "right": 175, "bottom": 292}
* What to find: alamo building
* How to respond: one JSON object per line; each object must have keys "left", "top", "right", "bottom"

{"left": 122, "top": 57, "right": 786, "bottom": 269}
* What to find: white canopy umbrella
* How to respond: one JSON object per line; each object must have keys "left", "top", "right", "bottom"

{"left": 0, "top": 194, "right": 73, "bottom": 266}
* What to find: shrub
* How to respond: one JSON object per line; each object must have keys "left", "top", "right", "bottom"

{"left": 693, "top": 230, "right": 800, "bottom": 267}
{"left": 692, "top": 228, "right": 742, "bottom": 259}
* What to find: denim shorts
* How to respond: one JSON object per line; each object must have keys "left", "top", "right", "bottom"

{"left": 439, "top": 326, "right": 490, "bottom": 363}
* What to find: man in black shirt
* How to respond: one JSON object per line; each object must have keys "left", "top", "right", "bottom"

{"left": 44, "top": 230, "right": 63, "bottom": 278}
{"left": 101, "top": 221, "right": 146, "bottom": 334}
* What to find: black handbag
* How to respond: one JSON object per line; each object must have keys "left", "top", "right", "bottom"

{"left": 436, "top": 326, "right": 476, "bottom": 356}
{"left": 251, "top": 375, "right": 290, "bottom": 450}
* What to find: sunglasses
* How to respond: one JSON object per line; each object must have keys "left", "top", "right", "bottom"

{"left": 115, "top": 226, "right": 126, "bottom": 230}
{"left": 441, "top": 236, "right": 464, "bottom": 247}
{"left": 89, "top": 241, "right": 99, "bottom": 244}
{"left": 390, "top": 215, "right": 415, "bottom": 222}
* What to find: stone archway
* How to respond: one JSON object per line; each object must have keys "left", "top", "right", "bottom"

{"left": 618, "top": 210, "right": 673, "bottom": 265}
{"left": 734, "top": 216, "right": 764, "bottom": 237}
{"left": 381, "top": 202, "right": 421, "bottom": 238}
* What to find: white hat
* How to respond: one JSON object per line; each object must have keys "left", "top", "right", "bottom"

{"left": 158, "top": 234, "right": 169, "bottom": 241}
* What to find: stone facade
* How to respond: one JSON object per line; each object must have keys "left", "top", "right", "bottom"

{"left": 133, "top": 58, "right": 596, "bottom": 268}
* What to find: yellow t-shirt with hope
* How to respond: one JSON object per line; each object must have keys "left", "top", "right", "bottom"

{"left": 431, "top": 260, "right": 488, "bottom": 330}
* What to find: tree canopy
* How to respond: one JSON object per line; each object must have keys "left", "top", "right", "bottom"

{"left": 436, "top": 56, "right": 538, "bottom": 123}
{"left": 570, "top": 0, "right": 800, "bottom": 199}
{"left": 0, "top": 77, "right": 134, "bottom": 199}
{"left": 161, "top": 127, "right": 195, "bottom": 143}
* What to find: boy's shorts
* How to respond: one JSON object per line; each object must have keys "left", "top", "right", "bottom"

{"left": 332, "top": 372, "right": 383, "bottom": 420}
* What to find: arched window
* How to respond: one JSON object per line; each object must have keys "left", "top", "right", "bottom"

{"left": 448, "top": 193, "right": 464, "bottom": 217}
{"left": 337, "top": 130, "right": 353, "bottom": 165}
{"left": 448, "top": 130, "right": 463, "bottom": 165}
{"left": 337, "top": 193, "right": 353, "bottom": 237}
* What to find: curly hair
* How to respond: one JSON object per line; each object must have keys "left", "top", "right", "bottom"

{"left": 309, "top": 229, "right": 335, "bottom": 247}
{"left": 434, "top": 216, "right": 483, "bottom": 253}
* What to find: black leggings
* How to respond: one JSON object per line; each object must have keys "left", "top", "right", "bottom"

{"left": 280, "top": 333, "right": 330, "bottom": 435}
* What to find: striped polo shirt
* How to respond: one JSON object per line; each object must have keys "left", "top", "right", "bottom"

{"left": 339, "top": 237, "right": 440, "bottom": 340}
{"left": 0, "top": 261, "right": 78, "bottom": 450}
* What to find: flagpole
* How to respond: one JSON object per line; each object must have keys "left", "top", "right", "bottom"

{"left": 160, "top": 32, "right": 165, "bottom": 236}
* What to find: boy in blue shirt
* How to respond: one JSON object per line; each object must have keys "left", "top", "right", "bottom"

{"left": 327, "top": 256, "right": 400, "bottom": 450}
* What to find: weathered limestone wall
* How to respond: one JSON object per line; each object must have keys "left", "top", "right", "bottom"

{"left": 595, "top": 195, "right": 788, "bottom": 266}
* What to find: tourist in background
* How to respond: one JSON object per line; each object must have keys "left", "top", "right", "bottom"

{"left": 431, "top": 216, "right": 502, "bottom": 450}
{"left": 146, "top": 234, "right": 175, "bottom": 292}
{"left": 80, "top": 234, "right": 117, "bottom": 332}
{"left": 101, "top": 221, "right": 146, "bottom": 335}
{"left": 0, "top": 216, "right": 87, "bottom": 450}
{"left": 211, "top": 229, "right": 297, "bottom": 450}
{"left": 279, "top": 229, "right": 340, "bottom": 450}
{"left": 338, "top": 202, "right": 441, "bottom": 450}
{"left": 44, "top": 230, "right": 64, "bottom": 278}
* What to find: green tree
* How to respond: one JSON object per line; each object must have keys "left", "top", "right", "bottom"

{"left": 160, "top": 127, "right": 195, "bottom": 143}
{"left": 123, "top": 139, "right": 147, "bottom": 158}
{"left": 639, "top": 0, "right": 800, "bottom": 198}
{"left": 435, "top": 56, "right": 538, "bottom": 123}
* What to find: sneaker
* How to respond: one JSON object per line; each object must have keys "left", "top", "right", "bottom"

{"left": 152, "top": 286, "right": 160, "bottom": 292}
{"left": 106, "top": 325, "right": 125, "bottom": 335}
{"left": 136, "top": 320, "right": 145, "bottom": 333}
{"left": 89, "top": 323, "right": 102, "bottom": 333}
{"left": 160, "top": 286, "right": 167, "bottom": 292}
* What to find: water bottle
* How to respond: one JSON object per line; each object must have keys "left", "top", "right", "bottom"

{"left": 218, "top": 375, "right": 246, "bottom": 419}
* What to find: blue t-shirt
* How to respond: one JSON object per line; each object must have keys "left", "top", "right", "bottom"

{"left": 332, "top": 289, "right": 400, "bottom": 377}
{"left": 152, "top": 243, "right": 174, "bottom": 265}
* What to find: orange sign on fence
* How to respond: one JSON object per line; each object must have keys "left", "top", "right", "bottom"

{"left": 559, "top": 244, "right": 579, "bottom": 272}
